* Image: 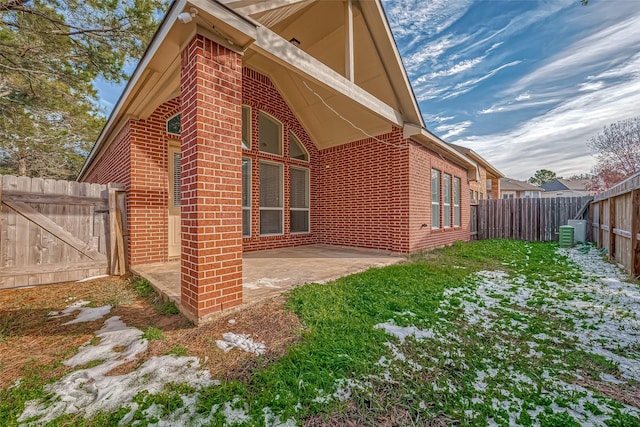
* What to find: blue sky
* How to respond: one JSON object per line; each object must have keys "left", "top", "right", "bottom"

{"left": 96, "top": 0, "right": 640, "bottom": 181}
{"left": 381, "top": 0, "right": 640, "bottom": 180}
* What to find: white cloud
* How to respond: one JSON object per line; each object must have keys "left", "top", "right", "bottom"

{"left": 436, "top": 120, "right": 472, "bottom": 139}
{"left": 382, "top": 0, "right": 475, "bottom": 40}
{"left": 510, "top": 11, "right": 640, "bottom": 93}
{"left": 515, "top": 92, "right": 531, "bottom": 101}
{"left": 439, "top": 60, "right": 522, "bottom": 100}
{"left": 578, "top": 81, "right": 605, "bottom": 92}
{"left": 487, "top": 42, "right": 503, "bottom": 53}
{"left": 425, "top": 56, "right": 485, "bottom": 79}
{"left": 455, "top": 73, "right": 640, "bottom": 179}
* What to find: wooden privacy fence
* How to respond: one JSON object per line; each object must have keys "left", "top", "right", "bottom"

{"left": 475, "top": 196, "right": 593, "bottom": 241}
{"left": 0, "top": 175, "right": 128, "bottom": 290}
{"left": 591, "top": 172, "right": 640, "bottom": 279}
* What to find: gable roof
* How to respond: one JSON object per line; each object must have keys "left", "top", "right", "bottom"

{"left": 79, "top": 0, "right": 473, "bottom": 179}
{"left": 500, "top": 178, "right": 542, "bottom": 192}
{"left": 540, "top": 179, "right": 588, "bottom": 192}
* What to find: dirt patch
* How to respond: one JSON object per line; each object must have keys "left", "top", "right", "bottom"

{"left": 575, "top": 376, "right": 640, "bottom": 409}
{"left": 0, "top": 276, "right": 302, "bottom": 390}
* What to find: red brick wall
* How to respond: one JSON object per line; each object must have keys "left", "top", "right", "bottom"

{"left": 83, "top": 123, "right": 131, "bottom": 187}
{"left": 241, "top": 68, "right": 321, "bottom": 251}
{"left": 317, "top": 128, "right": 411, "bottom": 253}
{"left": 128, "top": 99, "right": 180, "bottom": 265}
{"left": 83, "top": 63, "right": 473, "bottom": 269}
{"left": 180, "top": 35, "right": 244, "bottom": 319}
{"left": 409, "top": 143, "right": 470, "bottom": 252}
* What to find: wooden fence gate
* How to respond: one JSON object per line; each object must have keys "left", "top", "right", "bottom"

{"left": 0, "top": 175, "right": 127, "bottom": 290}
{"left": 475, "top": 196, "right": 593, "bottom": 241}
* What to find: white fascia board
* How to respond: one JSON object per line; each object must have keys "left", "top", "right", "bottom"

{"left": 189, "top": 0, "right": 258, "bottom": 37}
{"left": 369, "top": 0, "right": 425, "bottom": 128}
{"left": 253, "top": 26, "right": 404, "bottom": 127}
{"left": 220, "top": 0, "right": 309, "bottom": 16}
{"left": 78, "top": 0, "right": 188, "bottom": 180}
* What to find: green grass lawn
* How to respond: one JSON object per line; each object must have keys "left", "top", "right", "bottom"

{"left": 4, "top": 240, "right": 640, "bottom": 426}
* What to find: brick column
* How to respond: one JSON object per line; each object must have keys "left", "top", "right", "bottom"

{"left": 180, "top": 34, "right": 243, "bottom": 322}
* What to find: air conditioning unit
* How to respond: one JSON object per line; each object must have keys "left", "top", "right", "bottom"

{"left": 567, "top": 220, "right": 587, "bottom": 243}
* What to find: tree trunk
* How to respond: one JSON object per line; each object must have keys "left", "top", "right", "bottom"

{"left": 18, "top": 156, "right": 26, "bottom": 176}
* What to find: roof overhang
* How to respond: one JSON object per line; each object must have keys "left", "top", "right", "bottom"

{"left": 404, "top": 124, "right": 478, "bottom": 180}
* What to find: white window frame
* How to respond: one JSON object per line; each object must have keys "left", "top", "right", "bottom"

{"left": 431, "top": 169, "right": 440, "bottom": 229}
{"left": 454, "top": 176, "right": 460, "bottom": 227}
{"left": 259, "top": 160, "right": 284, "bottom": 236}
{"left": 289, "top": 166, "right": 310, "bottom": 234}
{"left": 242, "top": 157, "right": 251, "bottom": 237}
{"left": 443, "top": 173, "right": 451, "bottom": 228}
{"left": 242, "top": 105, "right": 251, "bottom": 150}
{"left": 258, "top": 110, "right": 283, "bottom": 156}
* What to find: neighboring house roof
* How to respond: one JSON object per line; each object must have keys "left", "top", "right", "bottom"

{"left": 540, "top": 179, "right": 588, "bottom": 192}
{"left": 448, "top": 143, "right": 504, "bottom": 179}
{"left": 499, "top": 178, "right": 542, "bottom": 192}
{"left": 79, "top": 0, "right": 475, "bottom": 179}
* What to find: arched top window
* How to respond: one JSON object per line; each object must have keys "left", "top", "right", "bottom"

{"left": 258, "top": 111, "right": 282, "bottom": 156}
{"left": 167, "top": 114, "right": 180, "bottom": 136}
{"left": 289, "top": 131, "right": 309, "bottom": 161}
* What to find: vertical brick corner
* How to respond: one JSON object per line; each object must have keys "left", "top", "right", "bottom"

{"left": 180, "top": 34, "right": 243, "bottom": 322}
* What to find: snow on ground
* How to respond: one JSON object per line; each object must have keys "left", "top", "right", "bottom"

{"left": 372, "top": 246, "right": 640, "bottom": 425}
{"left": 216, "top": 332, "right": 266, "bottom": 355}
{"left": 18, "top": 316, "right": 217, "bottom": 425}
{"left": 48, "top": 300, "right": 111, "bottom": 325}
{"left": 14, "top": 245, "right": 640, "bottom": 426}
{"left": 48, "top": 300, "right": 112, "bottom": 325}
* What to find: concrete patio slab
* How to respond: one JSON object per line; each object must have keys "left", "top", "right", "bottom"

{"left": 133, "top": 244, "right": 404, "bottom": 308}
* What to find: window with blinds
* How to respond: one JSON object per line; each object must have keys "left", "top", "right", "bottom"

{"left": 443, "top": 173, "right": 451, "bottom": 228}
{"left": 242, "top": 158, "right": 251, "bottom": 237}
{"left": 259, "top": 161, "right": 283, "bottom": 235}
{"left": 290, "top": 167, "right": 309, "bottom": 233}
{"left": 172, "top": 152, "right": 180, "bottom": 207}
{"left": 431, "top": 169, "right": 440, "bottom": 228}
{"left": 454, "top": 177, "right": 460, "bottom": 227}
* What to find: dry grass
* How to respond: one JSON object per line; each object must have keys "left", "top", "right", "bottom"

{"left": 0, "top": 276, "right": 302, "bottom": 390}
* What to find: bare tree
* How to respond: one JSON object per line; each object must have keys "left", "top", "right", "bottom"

{"left": 587, "top": 117, "right": 640, "bottom": 192}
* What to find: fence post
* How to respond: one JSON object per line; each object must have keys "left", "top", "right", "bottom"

{"left": 632, "top": 189, "right": 640, "bottom": 278}
{"left": 608, "top": 196, "right": 615, "bottom": 262}
{"left": 108, "top": 184, "right": 126, "bottom": 276}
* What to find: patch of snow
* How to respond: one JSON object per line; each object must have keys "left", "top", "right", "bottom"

{"left": 76, "top": 275, "right": 110, "bottom": 283}
{"left": 243, "top": 277, "right": 290, "bottom": 290}
{"left": 215, "top": 332, "right": 266, "bottom": 355}
{"left": 63, "top": 305, "right": 112, "bottom": 325}
{"left": 221, "top": 398, "right": 251, "bottom": 425}
{"left": 18, "top": 316, "right": 217, "bottom": 425}
{"left": 263, "top": 407, "right": 297, "bottom": 427}
{"left": 48, "top": 300, "right": 90, "bottom": 318}
{"left": 48, "top": 300, "right": 112, "bottom": 325}
{"left": 374, "top": 319, "right": 435, "bottom": 343}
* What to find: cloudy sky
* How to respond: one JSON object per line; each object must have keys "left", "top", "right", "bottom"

{"left": 381, "top": 0, "right": 640, "bottom": 180}
{"left": 96, "top": 0, "right": 639, "bottom": 181}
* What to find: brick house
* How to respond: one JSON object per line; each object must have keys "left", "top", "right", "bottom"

{"left": 500, "top": 178, "right": 543, "bottom": 199}
{"left": 78, "top": 0, "right": 497, "bottom": 323}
